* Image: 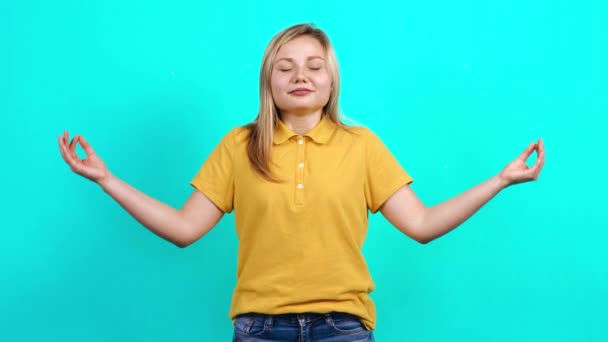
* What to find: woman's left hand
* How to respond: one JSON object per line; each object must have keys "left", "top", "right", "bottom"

{"left": 498, "top": 138, "right": 545, "bottom": 188}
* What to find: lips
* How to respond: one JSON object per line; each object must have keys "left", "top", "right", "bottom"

{"left": 289, "top": 88, "right": 313, "bottom": 95}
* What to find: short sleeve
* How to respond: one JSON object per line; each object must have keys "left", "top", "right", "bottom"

{"left": 364, "top": 128, "right": 414, "bottom": 214}
{"left": 190, "top": 128, "right": 236, "bottom": 213}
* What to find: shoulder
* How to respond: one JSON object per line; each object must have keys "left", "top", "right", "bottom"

{"left": 335, "top": 123, "right": 370, "bottom": 140}
{"left": 344, "top": 125, "right": 393, "bottom": 155}
{"left": 215, "top": 125, "right": 250, "bottom": 147}
{"left": 232, "top": 125, "right": 250, "bottom": 143}
{"left": 335, "top": 123, "right": 380, "bottom": 146}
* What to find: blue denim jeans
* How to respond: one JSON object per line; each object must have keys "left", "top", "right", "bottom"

{"left": 232, "top": 311, "right": 375, "bottom": 342}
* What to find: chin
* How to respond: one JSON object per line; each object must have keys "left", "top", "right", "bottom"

{"left": 278, "top": 106, "right": 320, "bottom": 114}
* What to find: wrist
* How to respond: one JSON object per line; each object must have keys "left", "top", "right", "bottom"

{"left": 494, "top": 173, "right": 510, "bottom": 190}
{"left": 98, "top": 172, "right": 116, "bottom": 192}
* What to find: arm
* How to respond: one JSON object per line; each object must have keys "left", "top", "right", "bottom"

{"left": 380, "top": 138, "right": 545, "bottom": 244}
{"left": 58, "top": 131, "right": 223, "bottom": 248}
{"left": 99, "top": 175, "right": 223, "bottom": 248}
{"left": 381, "top": 175, "right": 506, "bottom": 244}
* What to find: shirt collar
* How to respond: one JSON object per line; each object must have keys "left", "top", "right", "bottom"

{"left": 273, "top": 114, "right": 337, "bottom": 145}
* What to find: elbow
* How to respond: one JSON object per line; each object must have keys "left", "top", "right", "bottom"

{"left": 175, "top": 241, "right": 190, "bottom": 248}
{"left": 418, "top": 208, "right": 435, "bottom": 245}
{"left": 175, "top": 230, "right": 195, "bottom": 248}
{"left": 417, "top": 236, "right": 431, "bottom": 245}
{"left": 413, "top": 219, "right": 431, "bottom": 245}
{"left": 174, "top": 222, "right": 194, "bottom": 248}
{"left": 414, "top": 212, "right": 430, "bottom": 245}
{"left": 402, "top": 228, "right": 429, "bottom": 245}
{"left": 414, "top": 226, "right": 434, "bottom": 245}
{"left": 174, "top": 238, "right": 190, "bottom": 248}
{"left": 398, "top": 227, "right": 431, "bottom": 245}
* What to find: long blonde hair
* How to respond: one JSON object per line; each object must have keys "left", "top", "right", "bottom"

{"left": 244, "top": 23, "right": 355, "bottom": 182}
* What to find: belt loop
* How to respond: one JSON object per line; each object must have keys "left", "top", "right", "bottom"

{"left": 265, "top": 314, "right": 273, "bottom": 330}
{"left": 324, "top": 313, "right": 332, "bottom": 326}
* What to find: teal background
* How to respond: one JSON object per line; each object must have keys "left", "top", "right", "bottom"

{"left": 2, "top": 0, "right": 606, "bottom": 341}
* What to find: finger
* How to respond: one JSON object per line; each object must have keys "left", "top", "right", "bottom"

{"left": 69, "top": 135, "right": 78, "bottom": 151}
{"left": 58, "top": 136, "right": 74, "bottom": 166}
{"left": 535, "top": 161, "right": 544, "bottom": 179}
{"left": 532, "top": 164, "right": 541, "bottom": 179}
{"left": 529, "top": 158, "right": 540, "bottom": 175}
{"left": 69, "top": 135, "right": 80, "bottom": 159}
{"left": 78, "top": 135, "right": 96, "bottom": 156}
{"left": 64, "top": 131, "right": 75, "bottom": 158}
{"left": 527, "top": 164, "right": 539, "bottom": 180}
{"left": 534, "top": 139, "right": 545, "bottom": 176}
{"left": 529, "top": 151, "right": 545, "bottom": 179}
{"left": 517, "top": 142, "right": 537, "bottom": 161}
{"left": 535, "top": 149, "right": 546, "bottom": 178}
{"left": 60, "top": 136, "right": 81, "bottom": 169}
{"left": 58, "top": 136, "right": 67, "bottom": 161}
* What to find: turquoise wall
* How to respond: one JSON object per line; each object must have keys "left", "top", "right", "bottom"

{"left": 2, "top": 0, "right": 606, "bottom": 341}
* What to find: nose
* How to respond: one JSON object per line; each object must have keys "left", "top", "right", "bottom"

{"left": 293, "top": 66, "right": 309, "bottom": 83}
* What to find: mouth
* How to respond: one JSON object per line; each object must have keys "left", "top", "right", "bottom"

{"left": 289, "top": 89, "right": 313, "bottom": 96}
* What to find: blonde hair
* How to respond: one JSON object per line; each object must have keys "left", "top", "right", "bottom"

{"left": 244, "top": 23, "right": 356, "bottom": 182}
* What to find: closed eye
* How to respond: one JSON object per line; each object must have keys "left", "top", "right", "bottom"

{"left": 278, "top": 67, "right": 322, "bottom": 72}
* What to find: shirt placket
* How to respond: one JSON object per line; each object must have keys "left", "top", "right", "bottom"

{"left": 295, "top": 135, "right": 306, "bottom": 206}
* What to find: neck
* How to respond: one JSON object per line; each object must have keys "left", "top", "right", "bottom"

{"left": 279, "top": 109, "right": 323, "bottom": 135}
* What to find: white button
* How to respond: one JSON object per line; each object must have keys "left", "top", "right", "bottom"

{"left": 298, "top": 162, "right": 304, "bottom": 168}
{"left": 298, "top": 139, "right": 303, "bottom": 144}
{"left": 297, "top": 183, "right": 303, "bottom": 189}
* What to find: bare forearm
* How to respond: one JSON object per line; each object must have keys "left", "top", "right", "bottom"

{"left": 418, "top": 174, "right": 508, "bottom": 243}
{"left": 98, "top": 173, "right": 191, "bottom": 247}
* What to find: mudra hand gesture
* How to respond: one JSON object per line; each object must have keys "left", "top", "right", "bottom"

{"left": 57, "top": 131, "right": 112, "bottom": 184}
{"left": 498, "top": 138, "right": 545, "bottom": 187}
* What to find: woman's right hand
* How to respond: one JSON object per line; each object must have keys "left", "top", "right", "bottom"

{"left": 58, "top": 130, "right": 112, "bottom": 185}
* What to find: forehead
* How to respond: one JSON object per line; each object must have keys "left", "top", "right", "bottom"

{"left": 275, "top": 35, "right": 326, "bottom": 60}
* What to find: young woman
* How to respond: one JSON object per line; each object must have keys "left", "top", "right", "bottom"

{"left": 58, "top": 23, "right": 545, "bottom": 342}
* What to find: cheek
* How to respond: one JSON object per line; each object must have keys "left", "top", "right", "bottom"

{"left": 271, "top": 76, "right": 289, "bottom": 92}
{"left": 270, "top": 77, "right": 289, "bottom": 105}
{"left": 315, "top": 76, "right": 332, "bottom": 96}
{"left": 314, "top": 73, "right": 332, "bottom": 88}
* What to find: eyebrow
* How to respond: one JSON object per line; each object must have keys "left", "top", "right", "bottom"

{"left": 274, "top": 56, "right": 325, "bottom": 64}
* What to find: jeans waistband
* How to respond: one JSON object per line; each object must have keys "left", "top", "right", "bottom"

{"left": 234, "top": 311, "right": 359, "bottom": 324}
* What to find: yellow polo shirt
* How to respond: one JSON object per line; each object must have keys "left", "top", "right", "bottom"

{"left": 190, "top": 114, "right": 413, "bottom": 331}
